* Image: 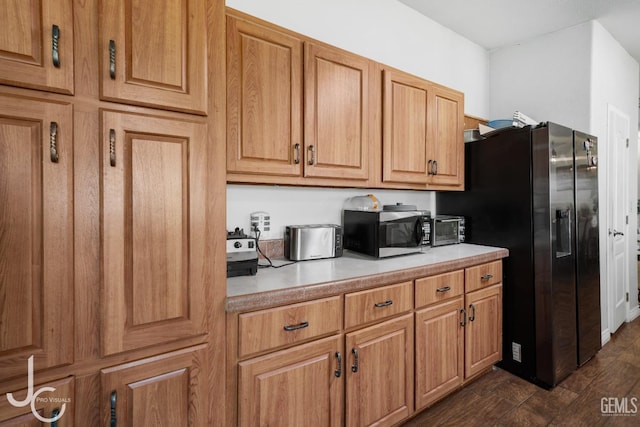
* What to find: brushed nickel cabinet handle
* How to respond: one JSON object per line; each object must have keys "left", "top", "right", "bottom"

{"left": 436, "top": 286, "right": 451, "bottom": 293}
{"left": 51, "top": 408, "right": 60, "bottom": 427}
{"left": 481, "top": 274, "right": 494, "bottom": 281}
{"left": 469, "top": 304, "right": 476, "bottom": 322}
{"left": 109, "top": 40, "right": 116, "bottom": 79}
{"left": 374, "top": 300, "right": 393, "bottom": 308}
{"left": 109, "top": 129, "right": 116, "bottom": 167}
{"left": 308, "top": 145, "right": 315, "bottom": 165}
{"left": 427, "top": 160, "right": 433, "bottom": 175}
{"left": 110, "top": 391, "right": 117, "bottom": 427}
{"left": 50, "top": 122, "right": 59, "bottom": 163}
{"left": 52, "top": 25, "right": 60, "bottom": 67}
{"left": 294, "top": 143, "right": 300, "bottom": 164}
{"left": 351, "top": 348, "right": 359, "bottom": 373}
{"left": 283, "top": 321, "right": 309, "bottom": 331}
{"left": 335, "top": 352, "right": 342, "bottom": 378}
{"left": 433, "top": 160, "right": 438, "bottom": 175}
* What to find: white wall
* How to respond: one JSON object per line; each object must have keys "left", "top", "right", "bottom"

{"left": 226, "top": 0, "right": 491, "bottom": 238}
{"left": 227, "top": 185, "right": 434, "bottom": 239}
{"left": 489, "top": 22, "right": 593, "bottom": 129}
{"left": 490, "top": 20, "right": 640, "bottom": 339}
{"left": 590, "top": 21, "right": 640, "bottom": 323}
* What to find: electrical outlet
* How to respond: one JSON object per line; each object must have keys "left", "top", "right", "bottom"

{"left": 512, "top": 342, "right": 522, "bottom": 363}
{"left": 250, "top": 211, "right": 271, "bottom": 239}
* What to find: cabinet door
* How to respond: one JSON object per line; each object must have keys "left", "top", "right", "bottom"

{"left": 345, "top": 314, "right": 413, "bottom": 427}
{"left": 0, "top": 377, "right": 74, "bottom": 426}
{"left": 99, "top": 0, "right": 206, "bottom": 114}
{"left": 0, "top": 0, "right": 73, "bottom": 94}
{"left": 238, "top": 336, "right": 343, "bottom": 427}
{"left": 427, "top": 86, "right": 464, "bottom": 188}
{"left": 415, "top": 298, "right": 464, "bottom": 410}
{"left": 465, "top": 284, "right": 502, "bottom": 379}
{"left": 0, "top": 94, "right": 73, "bottom": 381}
{"left": 226, "top": 15, "right": 303, "bottom": 177}
{"left": 382, "top": 69, "right": 431, "bottom": 185}
{"left": 101, "top": 110, "right": 207, "bottom": 356}
{"left": 304, "top": 42, "right": 369, "bottom": 181}
{"left": 101, "top": 346, "right": 207, "bottom": 427}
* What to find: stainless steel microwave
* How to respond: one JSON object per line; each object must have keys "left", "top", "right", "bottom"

{"left": 343, "top": 209, "right": 431, "bottom": 258}
{"left": 431, "top": 215, "right": 465, "bottom": 247}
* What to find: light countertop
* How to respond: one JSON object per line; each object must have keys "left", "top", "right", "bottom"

{"left": 226, "top": 243, "right": 508, "bottom": 312}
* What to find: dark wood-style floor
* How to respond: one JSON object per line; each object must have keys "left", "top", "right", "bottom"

{"left": 403, "top": 315, "right": 640, "bottom": 426}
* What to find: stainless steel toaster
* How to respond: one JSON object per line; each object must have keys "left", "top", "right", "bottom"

{"left": 284, "top": 224, "right": 343, "bottom": 261}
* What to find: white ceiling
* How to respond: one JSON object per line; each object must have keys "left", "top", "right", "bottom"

{"left": 400, "top": 0, "right": 640, "bottom": 69}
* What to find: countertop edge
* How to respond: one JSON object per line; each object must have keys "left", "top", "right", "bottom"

{"left": 226, "top": 248, "right": 509, "bottom": 313}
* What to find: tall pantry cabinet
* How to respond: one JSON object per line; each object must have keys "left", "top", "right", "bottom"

{"left": 0, "top": 1, "right": 227, "bottom": 426}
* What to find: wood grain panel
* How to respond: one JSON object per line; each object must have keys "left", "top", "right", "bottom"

{"left": 0, "top": 0, "right": 74, "bottom": 94}
{"left": 0, "top": 94, "right": 73, "bottom": 381}
{"left": 100, "top": 0, "right": 206, "bottom": 114}
{"left": 304, "top": 42, "right": 370, "bottom": 180}
{"left": 465, "top": 260, "right": 502, "bottom": 293}
{"left": 415, "top": 270, "right": 464, "bottom": 309}
{"left": 0, "top": 376, "right": 74, "bottom": 426}
{"left": 428, "top": 85, "right": 464, "bottom": 188}
{"left": 226, "top": 14, "right": 303, "bottom": 176}
{"left": 345, "top": 314, "right": 414, "bottom": 427}
{"left": 465, "top": 284, "right": 502, "bottom": 379}
{"left": 383, "top": 69, "right": 430, "bottom": 185}
{"left": 101, "top": 110, "right": 207, "bottom": 356}
{"left": 101, "top": 345, "right": 207, "bottom": 427}
{"left": 415, "top": 297, "right": 464, "bottom": 410}
{"left": 238, "top": 336, "right": 343, "bottom": 427}
{"left": 344, "top": 281, "right": 413, "bottom": 329}
{"left": 238, "top": 296, "right": 341, "bottom": 358}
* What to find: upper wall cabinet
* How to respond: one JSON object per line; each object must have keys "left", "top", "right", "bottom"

{"left": 304, "top": 42, "right": 370, "bottom": 181}
{"left": 99, "top": 0, "right": 207, "bottom": 114}
{"left": 226, "top": 14, "right": 304, "bottom": 177}
{"left": 382, "top": 68, "right": 464, "bottom": 190}
{"left": 0, "top": 0, "right": 74, "bottom": 94}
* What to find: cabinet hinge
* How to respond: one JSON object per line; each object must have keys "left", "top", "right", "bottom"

{"left": 626, "top": 292, "right": 629, "bottom": 302}
{"left": 626, "top": 215, "right": 629, "bottom": 225}
{"left": 626, "top": 138, "right": 630, "bottom": 148}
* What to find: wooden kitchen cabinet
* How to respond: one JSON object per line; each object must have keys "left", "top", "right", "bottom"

{"left": 226, "top": 13, "right": 304, "bottom": 177}
{"left": 465, "top": 283, "right": 503, "bottom": 379}
{"left": 237, "top": 336, "right": 343, "bottom": 427}
{"left": 0, "top": 93, "right": 73, "bottom": 381}
{"left": 0, "top": 377, "right": 74, "bottom": 426}
{"left": 382, "top": 68, "right": 464, "bottom": 189}
{"left": 101, "top": 345, "right": 207, "bottom": 427}
{"left": 99, "top": 0, "right": 207, "bottom": 114}
{"left": 303, "top": 42, "right": 371, "bottom": 181}
{"left": 100, "top": 110, "right": 207, "bottom": 356}
{"left": 428, "top": 85, "right": 464, "bottom": 188}
{"left": 345, "top": 314, "right": 414, "bottom": 427}
{"left": 0, "top": 0, "right": 74, "bottom": 94}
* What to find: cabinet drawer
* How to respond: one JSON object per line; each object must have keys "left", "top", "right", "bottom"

{"left": 344, "top": 282, "right": 413, "bottom": 329}
{"left": 415, "top": 270, "right": 464, "bottom": 308}
{"left": 465, "top": 261, "right": 502, "bottom": 292}
{"left": 238, "top": 296, "right": 342, "bottom": 358}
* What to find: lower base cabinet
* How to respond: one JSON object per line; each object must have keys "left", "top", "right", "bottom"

{"left": 238, "top": 336, "right": 343, "bottom": 427}
{"left": 345, "top": 314, "right": 413, "bottom": 427}
{"left": 415, "top": 297, "right": 464, "bottom": 410}
{"left": 465, "top": 284, "right": 502, "bottom": 379}
{"left": 100, "top": 345, "right": 207, "bottom": 427}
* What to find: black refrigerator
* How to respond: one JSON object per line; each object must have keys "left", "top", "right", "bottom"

{"left": 437, "top": 122, "right": 600, "bottom": 388}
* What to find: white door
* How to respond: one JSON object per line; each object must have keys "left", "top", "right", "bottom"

{"left": 607, "top": 104, "right": 629, "bottom": 334}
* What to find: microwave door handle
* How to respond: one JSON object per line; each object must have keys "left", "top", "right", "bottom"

{"left": 414, "top": 218, "right": 424, "bottom": 246}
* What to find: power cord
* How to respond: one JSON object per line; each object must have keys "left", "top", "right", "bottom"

{"left": 253, "top": 227, "right": 296, "bottom": 269}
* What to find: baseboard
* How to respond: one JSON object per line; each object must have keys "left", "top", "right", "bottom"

{"left": 627, "top": 305, "right": 640, "bottom": 322}
{"left": 601, "top": 328, "right": 611, "bottom": 347}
